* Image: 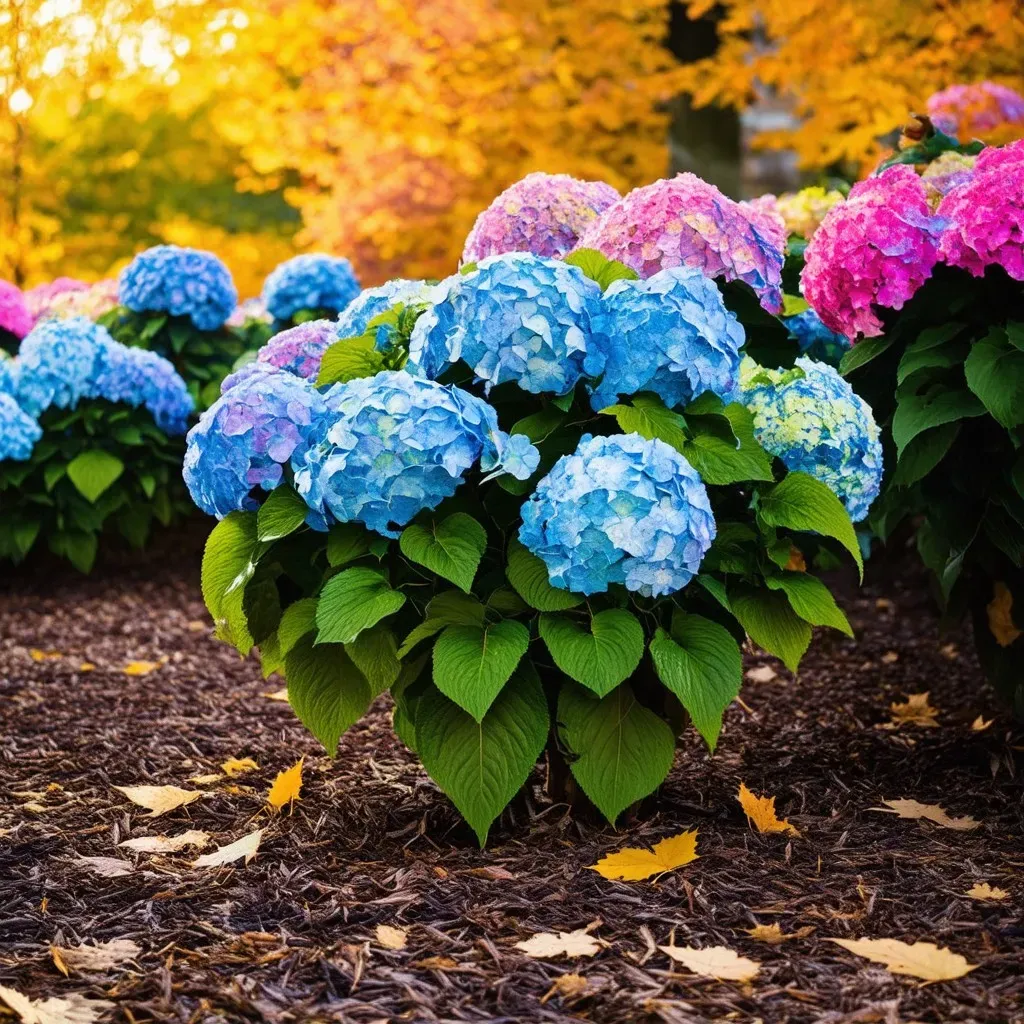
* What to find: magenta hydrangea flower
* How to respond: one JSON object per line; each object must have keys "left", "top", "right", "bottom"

{"left": 938, "top": 140, "right": 1024, "bottom": 281}
{"left": 0, "top": 280, "right": 32, "bottom": 340}
{"left": 803, "top": 166, "right": 944, "bottom": 339}
{"left": 577, "top": 173, "right": 786, "bottom": 313}
{"left": 927, "top": 82, "right": 1024, "bottom": 138}
{"left": 462, "top": 172, "right": 620, "bottom": 263}
{"left": 23, "top": 277, "right": 89, "bottom": 320}
{"left": 256, "top": 319, "right": 338, "bottom": 379}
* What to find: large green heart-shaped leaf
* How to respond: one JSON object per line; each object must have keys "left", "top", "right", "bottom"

{"left": 66, "top": 449, "right": 124, "bottom": 504}
{"left": 316, "top": 567, "right": 406, "bottom": 644}
{"left": 539, "top": 609, "right": 644, "bottom": 697}
{"left": 399, "top": 513, "right": 487, "bottom": 593}
{"left": 506, "top": 539, "right": 583, "bottom": 611}
{"left": 257, "top": 486, "right": 309, "bottom": 542}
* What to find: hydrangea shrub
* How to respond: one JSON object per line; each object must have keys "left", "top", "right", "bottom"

{"left": 0, "top": 317, "right": 194, "bottom": 571}
{"left": 195, "top": 250, "right": 868, "bottom": 844}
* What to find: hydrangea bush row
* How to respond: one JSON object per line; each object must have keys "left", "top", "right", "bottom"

{"left": 194, "top": 188, "right": 877, "bottom": 843}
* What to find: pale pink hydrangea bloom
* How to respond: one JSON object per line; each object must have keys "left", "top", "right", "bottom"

{"left": 23, "top": 277, "right": 89, "bottom": 319}
{"left": 578, "top": 173, "right": 786, "bottom": 312}
{"left": 0, "top": 280, "right": 32, "bottom": 339}
{"left": 938, "top": 140, "right": 1024, "bottom": 280}
{"left": 927, "top": 82, "right": 1024, "bottom": 138}
{"left": 43, "top": 279, "right": 120, "bottom": 321}
{"left": 802, "top": 166, "right": 944, "bottom": 340}
{"left": 462, "top": 172, "right": 620, "bottom": 263}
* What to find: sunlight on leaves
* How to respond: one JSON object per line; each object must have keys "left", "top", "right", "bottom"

{"left": 738, "top": 783, "right": 800, "bottom": 835}
{"left": 589, "top": 830, "right": 699, "bottom": 882}
{"left": 828, "top": 937, "right": 977, "bottom": 982}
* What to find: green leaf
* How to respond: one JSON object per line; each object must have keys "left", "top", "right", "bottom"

{"left": 316, "top": 334, "right": 387, "bottom": 387}
{"left": 201, "top": 512, "right": 260, "bottom": 654}
{"left": 840, "top": 333, "right": 895, "bottom": 376}
{"left": 891, "top": 423, "right": 960, "bottom": 487}
{"left": 538, "top": 609, "right": 644, "bottom": 697}
{"left": 557, "top": 682, "right": 675, "bottom": 825}
{"left": 284, "top": 635, "right": 372, "bottom": 752}
{"left": 601, "top": 393, "right": 687, "bottom": 451}
{"left": 510, "top": 406, "right": 566, "bottom": 443}
{"left": 346, "top": 623, "right": 401, "bottom": 697}
{"left": 758, "top": 472, "right": 863, "bottom": 578}
{"left": 729, "top": 585, "right": 811, "bottom": 672}
{"left": 43, "top": 462, "right": 66, "bottom": 492}
{"left": 397, "top": 591, "right": 486, "bottom": 658}
{"left": 892, "top": 384, "right": 986, "bottom": 457}
{"left": 964, "top": 328, "right": 1024, "bottom": 429}
{"left": 257, "top": 486, "right": 309, "bottom": 542}
{"left": 896, "top": 323, "right": 965, "bottom": 385}
{"left": 278, "top": 597, "right": 319, "bottom": 655}
{"left": 399, "top": 513, "right": 487, "bottom": 593}
{"left": 416, "top": 663, "right": 549, "bottom": 845}
{"left": 782, "top": 294, "right": 810, "bottom": 316}
{"left": 682, "top": 402, "right": 774, "bottom": 484}
{"left": 765, "top": 573, "right": 853, "bottom": 636}
{"left": 506, "top": 539, "right": 583, "bottom": 611}
{"left": 66, "top": 450, "right": 124, "bottom": 504}
{"left": 326, "top": 523, "right": 371, "bottom": 566}
{"left": 649, "top": 614, "right": 742, "bottom": 750}
{"left": 432, "top": 620, "right": 530, "bottom": 721}
{"left": 50, "top": 530, "right": 98, "bottom": 574}
{"left": 697, "top": 574, "right": 731, "bottom": 611}
{"left": 316, "top": 567, "right": 406, "bottom": 644}
{"left": 563, "top": 247, "right": 639, "bottom": 289}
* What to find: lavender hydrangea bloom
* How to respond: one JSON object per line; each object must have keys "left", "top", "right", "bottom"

{"left": 585, "top": 266, "right": 745, "bottom": 412}
{"left": 119, "top": 245, "right": 237, "bottom": 331}
{"left": 295, "top": 370, "right": 539, "bottom": 538}
{"left": 739, "top": 357, "right": 883, "bottom": 522}
{"left": 335, "top": 278, "right": 438, "bottom": 352}
{"left": 782, "top": 309, "right": 851, "bottom": 367}
{"left": 220, "top": 360, "right": 279, "bottom": 394}
{"left": 0, "top": 393, "right": 41, "bottom": 461}
{"left": 519, "top": 433, "right": 715, "bottom": 597}
{"left": 184, "top": 371, "right": 328, "bottom": 518}
{"left": 15, "top": 317, "right": 101, "bottom": 416}
{"left": 252, "top": 319, "right": 339, "bottom": 380}
{"left": 406, "top": 253, "right": 601, "bottom": 395}
{"left": 262, "top": 254, "right": 360, "bottom": 321}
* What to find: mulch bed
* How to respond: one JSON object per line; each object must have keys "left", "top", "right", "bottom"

{"left": 1, "top": 525, "right": 1022, "bottom": 1024}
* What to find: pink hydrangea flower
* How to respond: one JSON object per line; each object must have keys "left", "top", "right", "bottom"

{"left": 803, "top": 166, "right": 944, "bottom": 339}
{"left": 938, "top": 140, "right": 1024, "bottom": 281}
{"left": 927, "top": 82, "right": 1024, "bottom": 138}
{"left": 462, "top": 172, "right": 620, "bottom": 262}
{"left": 0, "top": 280, "right": 32, "bottom": 340}
{"left": 24, "top": 277, "right": 89, "bottom": 319}
{"left": 577, "top": 173, "right": 786, "bottom": 313}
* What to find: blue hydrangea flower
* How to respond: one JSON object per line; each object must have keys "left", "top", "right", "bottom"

{"left": 336, "top": 278, "right": 438, "bottom": 352}
{"left": 15, "top": 316, "right": 102, "bottom": 416}
{"left": 119, "top": 245, "right": 237, "bottom": 331}
{"left": 256, "top": 319, "right": 338, "bottom": 379}
{"left": 783, "top": 309, "right": 851, "bottom": 367}
{"left": 406, "top": 253, "right": 602, "bottom": 395}
{"left": 585, "top": 266, "right": 745, "bottom": 412}
{"left": 262, "top": 254, "right": 361, "bottom": 321}
{"left": 0, "top": 351, "right": 17, "bottom": 396}
{"left": 220, "top": 359, "right": 280, "bottom": 394}
{"left": 0, "top": 393, "right": 41, "bottom": 461}
{"left": 739, "top": 356, "right": 883, "bottom": 522}
{"left": 184, "top": 370, "right": 328, "bottom": 518}
{"left": 295, "top": 370, "right": 539, "bottom": 538}
{"left": 519, "top": 432, "right": 716, "bottom": 597}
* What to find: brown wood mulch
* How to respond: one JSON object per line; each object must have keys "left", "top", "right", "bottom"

{"left": 1, "top": 526, "right": 1022, "bottom": 1024}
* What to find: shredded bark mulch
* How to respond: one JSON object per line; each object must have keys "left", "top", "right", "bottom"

{"left": 1, "top": 526, "right": 1022, "bottom": 1024}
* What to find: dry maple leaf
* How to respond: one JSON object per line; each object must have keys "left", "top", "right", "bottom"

{"left": 737, "top": 783, "right": 800, "bottom": 836}
{"left": 77, "top": 856, "right": 133, "bottom": 878}
{"left": 885, "top": 692, "right": 939, "bottom": 729}
{"left": 122, "top": 660, "right": 163, "bottom": 676}
{"left": 515, "top": 928, "right": 603, "bottom": 959}
{"left": 540, "top": 973, "right": 590, "bottom": 1003}
{"left": 590, "top": 829, "right": 699, "bottom": 881}
{"left": 965, "top": 882, "right": 1009, "bottom": 901}
{"left": 987, "top": 582, "right": 1022, "bottom": 647}
{"left": 51, "top": 939, "right": 141, "bottom": 974}
{"left": 0, "top": 986, "right": 114, "bottom": 1024}
{"left": 221, "top": 756, "right": 259, "bottom": 776}
{"left": 375, "top": 924, "right": 408, "bottom": 950}
{"left": 119, "top": 830, "right": 210, "bottom": 854}
{"left": 193, "top": 829, "right": 263, "bottom": 868}
{"left": 113, "top": 785, "right": 202, "bottom": 817}
{"left": 745, "top": 665, "right": 778, "bottom": 684}
{"left": 745, "top": 923, "right": 814, "bottom": 944}
{"left": 869, "top": 799, "right": 980, "bottom": 831}
{"left": 828, "top": 937, "right": 977, "bottom": 982}
{"left": 971, "top": 716, "right": 994, "bottom": 732}
{"left": 658, "top": 942, "right": 760, "bottom": 982}
{"left": 267, "top": 757, "right": 304, "bottom": 810}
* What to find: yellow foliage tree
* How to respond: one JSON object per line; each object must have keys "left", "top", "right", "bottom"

{"left": 676, "top": 0, "right": 1024, "bottom": 172}
{"left": 221, "top": 0, "right": 687, "bottom": 284}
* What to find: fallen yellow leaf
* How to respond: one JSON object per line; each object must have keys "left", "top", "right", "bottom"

{"left": 659, "top": 942, "right": 760, "bottom": 982}
{"left": 540, "top": 973, "right": 590, "bottom": 1003}
{"left": 119, "top": 830, "right": 211, "bottom": 854}
{"left": 738, "top": 783, "right": 799, "bottom": 836}
{"left": 881, "top": 651, "right": 900, "bottom": 664}
{"left": 828, "top": 937, "right": 977, "bottom": 982}
{"left": 263, "top": 688, "right": 289, "bottom": 702}
{"left": 221, "top": 756, "right": 259, "bottom": 777}
{"left": 885, "top": 692, "right": 939, "bottom": 729}
{"left": 745, "top": 923, "right": 814, "bottom": 944}
{"left": 869, "top": 799, "right": 980, "bottom": 831}
{"left": 78, "top": 663, "right": 95, "bottom": 672}
{"left": 589, "top": 829, "right": 699, "bottom": 881}
{"left": 188, "top": 774, "right": 224, "bottom": 785}
{"left": 987, "top": 582, "right": 1022, "bottom": 647}
{"left": 413, "top": 955, "right": 459, "bottom": 970}
{"left": 113, "top": 785, "right": 202, "bottom": 817}
{"left": 515, "top": 928, "right": 603, "bottom": 959}
{"left": 193, "top": 829, "right": 263, "bottom": 868}
{"left": 971, "top": 716, "right": 994, "bottom": 732}
{"left": 375, "top": 924, "right": 408, "bottom": 950}
{"left": 122, "top": 660, "right": 162, "bottom": 676}
{"left": 29, "top": 650, "right": 62, "bottom": 662}
{"left": 0, "top": 985, "right": 114, "bottom": 1024}
{"left": 965, "top": 883, "right": 1008, "bottom": 901}
{"left": 267, "top": 757, "right": 304, "bottom": 810}
{"left": 50, "top": 939, "right": 141, "bottom": 974}
{"left": 745, "top": 665, "right": 778, "bottom": 684}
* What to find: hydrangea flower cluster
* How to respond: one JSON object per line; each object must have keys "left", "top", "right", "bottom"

{"left": 256, "top": 319, "right": 339, "bottom": 379}
{"left": 24, "top": 277, "right": 89, "bottom": 320}
{"left": 462, "top": 172, "right": 621, "bottom": 263}
{"left": 0, "top": 280, "right": 32, "bottom": 340}
{"left": 119, "top": 245, "right": 238, "bottom": 331}
{"left": 407, "top": 253, "right": 601, "bottom": 395}
{"left": 296, "top": 371, "right": 539, "bottom": 537}
{"left": 519, "top": 432, "right": 715, "bottom": 597}
{"left": 739, "top": 357, "right": 883, "bottom": 522}
{"left": 0, "top": 351, "right": 16, "bottom": 395}
{"left": 0, "top": 393, "right": 42, "bottom": 461}
{"left": 782, "top": 308, "right": 851, "bottom": 366}
{"left": 335, "top": 278, "right": 438, "bottom": 352}
{"left": 577, "top": 173, "right": 786, "bottom": 313}
{"left": 226, "top": 297, "right": 272, "bottom": 328}
{"left": 43, "top": 279, "right": 120, "bottom": 321}
{"left": 927, "top": 82, "right": 1024, "bottom": 139}
{"left": 585, "top": 266, "right": 745, "bottom": 412}
{"left": 938, "top": 140, "right": 1024, "bottom": 281}
{"left": 803, "top": 166, "right": 944, "bottom": 339}
{"left": 262, "top": 254, "right": 360, "bottom": 321}
{"left": 921, "top": 151, "right": 977, "bottom": 205}
{"left": 770, "top": 187, "right": 846, "bottom": 240}
{"left": 184, "top": 370, "right": 328, "bottom": 518}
